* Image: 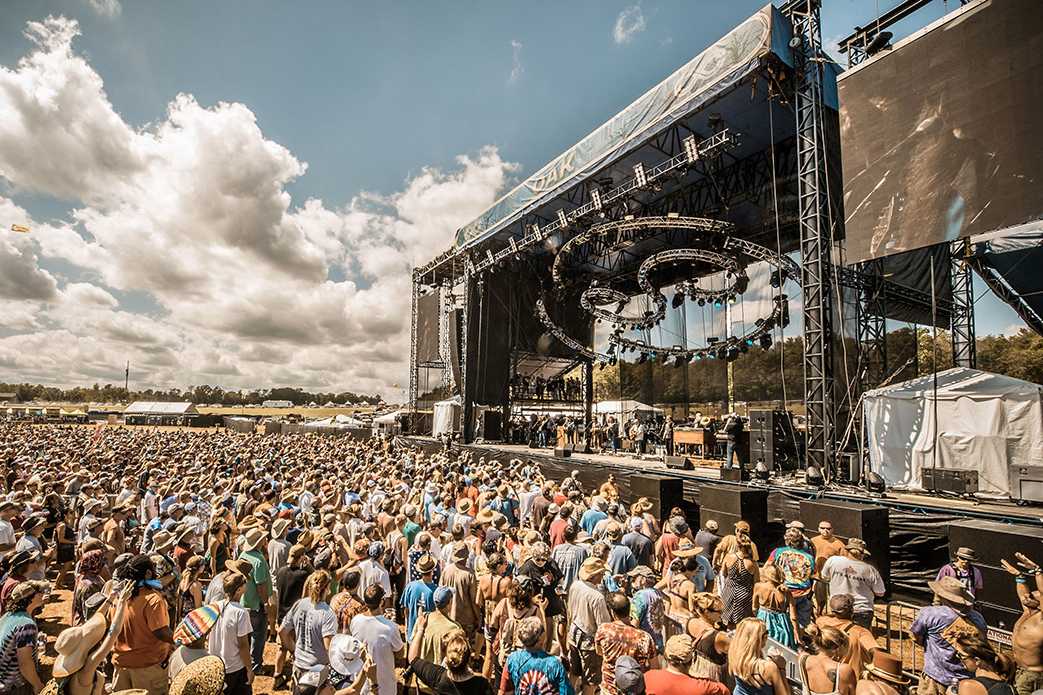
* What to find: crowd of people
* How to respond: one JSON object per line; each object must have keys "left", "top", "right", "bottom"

{"left": 0, "top": 422, "right": 1039, "bottom": 695}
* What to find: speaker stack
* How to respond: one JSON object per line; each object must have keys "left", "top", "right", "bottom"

{"left": 698, "top": 484, "right": 772, "bottom": 551}
{"left": 799, "top": 499, "right": 891, "bottom": 590}
{"left": 748, "top": 409, "right": 798, "bottom": 472}
{"left": 629, "top": 475, "right": 686, "bottom": 522}
{"left": 478, "top": 411, "right": 502, "bottom": 441}
{"left": 948, "top": 519, "right": 1041, "bottom": 630}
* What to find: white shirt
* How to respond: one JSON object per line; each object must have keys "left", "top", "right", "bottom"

{"left": 208, "top": 600, "right": 253, "bottom": 673}
{"left": 0, "top": 520, "right": 15, "bottom": 548}
{"left": 356, "top": 559, "right": 391, "bottom": 598}
{"left": 350, "top": 613, "right": 403, "bottom": 695}
{"left": 821, "top": 555, "right": 886, "bottom": 613}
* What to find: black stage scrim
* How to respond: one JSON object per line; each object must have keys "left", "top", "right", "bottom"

{"left": 415, "top": 292, "right": 441, "bottom": 363}
{"left": 840, "top": 0, "right": 1043, "bottom": 263}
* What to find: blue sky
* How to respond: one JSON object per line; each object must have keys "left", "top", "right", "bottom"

{"left": 0, "top": 0, "right": 1023, "bottom": 396}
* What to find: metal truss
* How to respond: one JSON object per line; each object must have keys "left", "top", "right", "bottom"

{"left": 950, "top": 239, "right": 976, "bottom": 368}
{"left": 408, "top": 270, "right": 420, "bottom": 408}
{"left": 788, "top": 0, "right": 835, "bottom": 477}
{"left": 853, "top": 259, "right": 888, "bottom": 388}
{"left": 966, "top": 255, "right": 1043, "bottom": 337}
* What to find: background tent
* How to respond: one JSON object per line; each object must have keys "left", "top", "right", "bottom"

{"left": 863, "top": 367, "right": 1043, "bottom": 495}
{"left": 432, "top": 397, "right": 462, "bottom": 437}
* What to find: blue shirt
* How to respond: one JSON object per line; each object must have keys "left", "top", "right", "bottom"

{"left": 579, "top": 509, "right": 607, "bottom": 535}
{"left": 910, "top": 604, "right": 987, "bottom": 686}
{"left": 504, "top": 649, "right": 575, "bottom": 695}
{"left": 606, "top": 543, "right": 636, "bottom": 576}
{"left": 400, "top": 579, "right": 437, "bottom": 641}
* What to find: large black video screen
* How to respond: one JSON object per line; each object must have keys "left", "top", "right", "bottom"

{"left": 840, "top": 0, "right": 1043, "bottom": 263}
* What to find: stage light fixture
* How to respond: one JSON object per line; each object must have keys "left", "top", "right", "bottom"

{"left": 805, "top": 465, "right": 825, "bottom": 488}
{"left": 740, "top": 343, "right": 749, "bottom": 354}
{"left": 615, "top": 300, "right": 627, "bottom": 314}
{"left": 726, "top": 346, "right": 740, "bottom": 362}
{"left": 734, "top": 273, "right": 749, "bottom": 295}
{"left": 759, "top": 333, "right": 773, "bottom": 350}
{"left": 637, "top": 352, "right": 648, "bottom": 364}
{"left": 865, "top": 30, "right": 893, "bottom": 55}
{"left": 671, "top": 292, "right": 685, "bottom": 309}
{"left": 698, "top": 298, "right": 706, "bottom": 306}
{"left": 770, "top": 269, "right": 787, "bottom": 289}
{"left": 866, "top": 471, "right": 886, "bottom": 493}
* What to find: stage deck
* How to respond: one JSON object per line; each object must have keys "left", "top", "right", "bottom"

{"left": 401, "top": 437, "right": 1042, "bottom": 527}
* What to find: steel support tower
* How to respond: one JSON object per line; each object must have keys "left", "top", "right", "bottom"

{"left": 786, "top": 0, "right": 835, "bottom": 476}
{"left": 950, "top": 239, "right": 977, "bottom": 368}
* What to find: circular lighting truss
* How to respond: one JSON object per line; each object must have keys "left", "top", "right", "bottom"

{"left": 534, "top": 214, "right": 798, "bottom": 365}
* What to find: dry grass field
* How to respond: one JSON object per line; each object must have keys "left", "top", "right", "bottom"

{"left": 195, "top": 405, "right": 379, "bottom": 418}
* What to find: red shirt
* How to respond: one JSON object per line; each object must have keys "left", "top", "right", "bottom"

{"left": 658, "top": 533, "right": 680, "bottom": 566}
{"left": 644, "top": 670, "right": 730, "bottom": 695}
{"left": 548, "top": 518, "right": 569, "bottom": 548}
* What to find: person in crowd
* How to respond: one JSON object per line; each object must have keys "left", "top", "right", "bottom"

{"left": 500, "top": 616, "right": 574, "bottom": 695}
{"left": 753, "top": 564, "right": 799, "bottom": 649}
{"left": 400, "top": 553, "right": 437, "bottom": 642}
{"left": 594, "top": 592, "right": 658, "bottom": 695}
{"left": 822, "top": 539, "right": 885, "bottom": 629}
{"left": 644, "top": 634, "right": 730, "bottom": 695}
{"left": 567, "top": 558, "right": 612, "bottom": 695}
{"left": 208, "top": 570, "right": 254, "bottom": 695}
{"left": 1001, "top": 553, "right": 1043, "bottom": 695}
{"left": 810, "top": 520, "right": 846, "bottom": 613}
{"left": 0, "top": 581, "right": 49, "bottom": 695}
{"left": 800, "top": 624, "right": 858, "bottom": 695}
{"left": 111, "top": 555, "right": 175, "bottom": 695}
{"left": 720, "top": 533, "right": 759, "bottom": 628}
{"left": 766, "top": 523, "right": 816, "bottom": 629}
{"left": 954, "top": 635, "right": 1016, "bottom": 695}
{"left": 407, "top": 629, "right": 492, "bottom": 695}
{"left": 728, "top": 617, "right": 792, "bottom": 695}
{"left": 694, "top": 520, "right": 721, "bottom": 563}
{"left": 178, "top": 555, "right": 206, "bottom": 618}
{"left": 442, "top": 543, "right": 481, "bottom": 638}
{"left": 349, "top": 584, "right": 404, "bottom": 695}
{"left": 280, "top": 570, "right": 338, "bottom": 675}
{"left": 53, "top": 580, "right": 133, "bottom": 695}
{"left": 910, "top": 576, "right": 987, "bottom": 695}
{"left": 938, "top": 548, "right": 985, "bottom": 600}
{"left": 816, "top": 594, "right": 878, "bottom": 678}
{"left": 237, "top": 527, "right": 273, "bottom": 674}
{"left": 856, "top": 651, "right": 912, "bottom": 695}
{"left": 409, "top": 586, "right": 462, "bottom": 666}
{"left": 170, "top": 601, "right": 222, "bottom": 680}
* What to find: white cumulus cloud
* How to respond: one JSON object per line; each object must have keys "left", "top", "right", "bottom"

{"left": 0, "top": 16, "right": 517, "bottom": 399}
{"left": 613, "top": 5, "right": 646, "bottom": 45}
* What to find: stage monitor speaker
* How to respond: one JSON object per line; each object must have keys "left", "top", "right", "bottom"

{"left": 948, "top": 519, "right": 1041, "bottom": 629}
{"left": 799, "top": 499, "right": 890, "bottom": 589}
{"left": 629, "top": 475, "right": 685, "bottom": 522}
{"left": 698, "top": 485, "right": 768, "bottom": 528}
{"left": 554, "top": 447, "right": 571, "bottom": 458}
{"left": 478, "top": 411, "right": 502, "bottom": 441}
{"left": 664, "top": 455, "right": 692, "bottom": 470}
{"left": 720, "top": 467, "right": 751, "bottom": 482}
{"left": 923, "top": 468, "right": 979, "bottom": 494}
{"left": 698, "top": 509, "right": 779, "bottom": 557}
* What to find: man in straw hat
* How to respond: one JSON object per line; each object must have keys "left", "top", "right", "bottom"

{"left": 0, "top": 580, "right": 50, "bottom": 695}
{"left": 937, "top": 547, "right": 985, "bottom": 600}
{"left": 567, "top": 557, "right": 611, "bottom": 695}
{"left": 910, "top": 575, "right": 986, "bottom": 695}
{"left": 1000, "top": 552, "right": 1043, "bottom": 695}
{"left": 822, "top": 538, "right": 886, "bottom": 629}
{"left": 235, "top": 527, "right": 272, "bottom": 673}
{"left": 53, "top": 581, "right": 133, "bottom": 695}
{"left": 400, "top": 553, "right": 437, "bottom": 642}
{"left": 858, "top": 651, "right": 912, "bottom": 695}
{"left": 440, "top": 542, "right": 480, "bottom": 638}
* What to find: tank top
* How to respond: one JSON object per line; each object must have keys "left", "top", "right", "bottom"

{"left": 800, "top": 655, "right": 843, "bottom": 695}
{"left": 970, "top": 676, "right": 1014, "bottom": 695}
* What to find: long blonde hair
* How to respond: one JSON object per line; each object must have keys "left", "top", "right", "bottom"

{"left": 304, "top": 570, "right": 332, "bottom": 604}
{"left": 728, "top": 618, "right": 768, "bottom": 683}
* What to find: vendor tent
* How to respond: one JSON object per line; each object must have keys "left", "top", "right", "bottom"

{"left": 594, "top": 400, "right": 663, "bottom": 418}
{"left": 864, "top": 368, "right": 1043, "bottom": 495}
{"left": 432, "top": 397, "right": 462, "bottom": 437}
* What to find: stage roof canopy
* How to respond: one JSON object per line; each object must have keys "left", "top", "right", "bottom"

{"left": 451, "top": 3, "right": 840, "bottom": 255}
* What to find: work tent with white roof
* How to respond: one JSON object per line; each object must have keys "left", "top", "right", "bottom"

{"left": 863, "top": 367, "right": 1043, "bottom": 496}
{"left": 594, "top": 400, "right": 664, "bottom": 418}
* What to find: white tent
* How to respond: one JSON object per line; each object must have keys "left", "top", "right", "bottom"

{"left": 432, "top": 397, "right": 462, "bottom": 437}
{"left": 864, "top": 367, "right": 1043, "bottom": 495}
{"left": 594, "top": 400, "right": 663, "bottom": 418}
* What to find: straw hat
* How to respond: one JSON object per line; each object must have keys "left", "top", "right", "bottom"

{"left": 955, "top": 547, "right": 977, "bottom": 562}
{"left": 151, "top": 530, "right": 176, "bottom": 554}
{"left": 474, "top": 508, "right": 496, "bottom": 525}
{"left": 414, "top": 554, "right": 436, "bottom": 574}
{"left": 864, "top": 651, "right": 911, "bottom": 685}
{"left": 271, "top": 518, "right": 291, "bottom": 539}
{"left": 927, "top": 576, "right": 974, "bottom": 607}
{"left": 455, "top": 498, "right": 474, "bottom": 515}
{"left": 578, "top": 557, "right": 607, "bottom": 582}
{"left": 674, "top": 538, "right": 703, "bottom": 558}
{"left": 53, "top": 611, "right": 108, "bottom": 677}
{"left": 241, "top": 528, "right": 266, "bottom": 552}
{"left": 169, "top": 656, "right": 225, "bottom": 695}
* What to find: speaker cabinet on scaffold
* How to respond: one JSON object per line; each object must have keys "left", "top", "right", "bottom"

{"left": 629, "top": 475, "right": 685, "bottom": 522}
{"left": 799, "top": 499, "right": 890, "bottom": 589}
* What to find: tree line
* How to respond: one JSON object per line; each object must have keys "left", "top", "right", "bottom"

{"left": 0, "top": 383, "right": 382, "bottom": 406}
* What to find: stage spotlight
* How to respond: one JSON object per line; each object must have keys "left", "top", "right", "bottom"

{"left": 637, "top": 352, "right": 649, "bottom": 364}
{"left": 728, "top": 294, "right": 737, "bottom": 305}
{"left": 866, "top": 471, "right": 886, "bottom": 493}
{"left": 754, "top": 460, "right": 771, "bottom": 480}
{"left": 672, "top": 292, "right": 686, "bottom": 309}
{"left": 726, "top": 346, "right": 740, "bottom": 362}
{"left": 865, "top": 30, "right": 893, "bottom": 56}
{"left": 616, "top": 300, "right": 627, "bottom": 314}
{"left": 805, "top": 465, "right": 825, "bottom": 488}
{"left": 598, "top": 361, "right": 606, "bottom": 371}
{"left": 713, "top": 298, "right": 723, "bottom": 308}
{"left": 740, "top": 343, "right": 749, "bottom": 354}
{"left": 698, "top": 298, "right": 706, "bottom": 306}
{"left": 770, "top": 270, "right": 787, "bottom": 288}
{"left": 672, "top": 355, "right": 685, "bottom": 368}
{"left": 759, "top": 333, "right": 773, "bottom": 350}
{"left": 734, "top": 273, "right": 749, "bottom": 295}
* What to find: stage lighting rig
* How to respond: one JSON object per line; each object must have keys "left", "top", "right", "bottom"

{"left": 671, "top": 291, "right": 685, "bottom": 309}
